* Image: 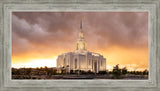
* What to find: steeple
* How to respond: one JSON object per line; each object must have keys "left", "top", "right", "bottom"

{"left": 79, "top": 18, "right": 84, "bottom": 39}
{"left": 80, "top": 17, "right": 82, "bottom": 30}
{"left": 76, "top": 18, "right": 86, "bottom": 51}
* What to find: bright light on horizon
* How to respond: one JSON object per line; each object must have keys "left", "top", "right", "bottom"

{"left": 12, "top": 57, "right": 148, "bottom": 71}
{"left": 12, "top": 57, "right": 57, "bottom": 68}
{"left": 107, "top": 64, "right": 149, "bottom": 71}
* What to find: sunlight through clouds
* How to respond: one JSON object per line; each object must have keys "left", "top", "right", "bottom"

{"left": 12, "top": 12, "right": 148, "bottom": 71}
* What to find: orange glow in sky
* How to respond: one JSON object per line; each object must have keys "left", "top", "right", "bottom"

{"left": 12, "top": 12, "right": 148, "bottom": 71}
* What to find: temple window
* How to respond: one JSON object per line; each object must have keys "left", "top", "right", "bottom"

{"left": 89, "top": 59, "right": 91, "bottom": 65}
{"left": 75, "top": 59, "right": 77, "bottom": 69}
{"left": 101, "top": 60, "right": 103, "bottom": 66}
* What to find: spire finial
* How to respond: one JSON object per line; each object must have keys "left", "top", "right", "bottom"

{"left": 80, "top": 17, "right": 82, "bottom": 30}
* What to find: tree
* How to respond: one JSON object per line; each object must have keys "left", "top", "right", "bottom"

{"left": 112, "top": 64, "right": 122, "bottom": 79}
{"left": 52, "top": 69, "right": 57, "bottom": 75}
{"left": 36, "top": 67, "right": 39, "bottom": 70}
{"left": 70, "top": 70, "right": 74, "bottom": 74}
{"left": 143, "top": 69, "right": 148, "bottom": 75}
{"left": 122, "top": 67, "right": 127, "bottom": 75}
{"left": 62, "top": 66, "right": 65, "bottom": 74}
{"left": 26, "top": 68, "right": 31, "bottom": 75}
{"left": 12, "top": 68, "right": 17, "bottom": 75}
{"left": 44, "top": 66, "right": 49, "bottom": 75}
{"left": 45, "top": 66, "right": 48, "bottom": 70}
{"left": 66, "top": 65, "right": 69, "bottom": 74}
{"left": 40, "top": 67, "right": 43, "bottom": 70}
{"left": 98, "top": 71, "right": 107, "bottom": 75}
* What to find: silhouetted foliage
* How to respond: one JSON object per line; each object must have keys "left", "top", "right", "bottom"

{"left": 122, "top": 67, "right": 127, "bottom": 75}
{"left": 143, "top": 69, "right": 148, "bottom": 75}
{"left": 26, "top": 68, "right": 31, "bottom": 75}
{"left": 70, "top": 70, "right": 74, "bottom": 74}
{"left": 112, "top": 64, "right": 122, "bottom": 79}
{"left": 12, "top": 65, "right": 149, "bottom": 79}
{"left": 98, "top": 71, "right": 107, "bottom": 74}
{"left": 87, "top": 70, "right": 94, "bottom": 74}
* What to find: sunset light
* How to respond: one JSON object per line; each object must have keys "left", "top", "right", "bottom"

{"left": 12, "top": 57, "right": 57, "bottom": 68}
{"left": 12, "top": 12, "right": 148, "bottom": 71}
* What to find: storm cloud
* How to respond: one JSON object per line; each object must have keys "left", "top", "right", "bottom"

{"left": 12, "top": 12, "right": 148, "bottom": 70}
{"left": 12, "top": 12, "right": 148, "bottom": 55}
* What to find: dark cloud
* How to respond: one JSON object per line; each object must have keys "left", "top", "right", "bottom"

{"left": 12, "top": 12, "right": 148, "bottom": 55}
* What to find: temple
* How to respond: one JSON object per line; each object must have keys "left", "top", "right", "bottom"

{"left": 56, "top": 19, "right": 106, "bottom": 73}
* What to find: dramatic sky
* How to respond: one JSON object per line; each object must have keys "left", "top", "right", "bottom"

{"left": 12, "top": 12, "right": 148, "bottom": 71}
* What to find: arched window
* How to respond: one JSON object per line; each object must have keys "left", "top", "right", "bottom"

{"left": 68, "top": 58, "right": 69, "bottom": 65}
{"left": 89, "top": 59, "right": 91, "bottom": 65}
{"left": 63, "top": 58, "right": 65, "bottom": 66}
{"left": 75, "top": 59, "right": 77, "bottom": 69}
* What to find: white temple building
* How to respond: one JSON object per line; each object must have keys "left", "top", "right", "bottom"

{"left": 56, "top": 19, "right": 106, "bottom": 73}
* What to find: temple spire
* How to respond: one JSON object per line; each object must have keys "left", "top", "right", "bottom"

{"left": 80, "top": 17, "right": 82, "bottom": 30}
{"left": 79, "top": 17, "right": 84, "bottom": 38}
{"left": 76, "top": 17, "right": 86, "bottom": 51}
